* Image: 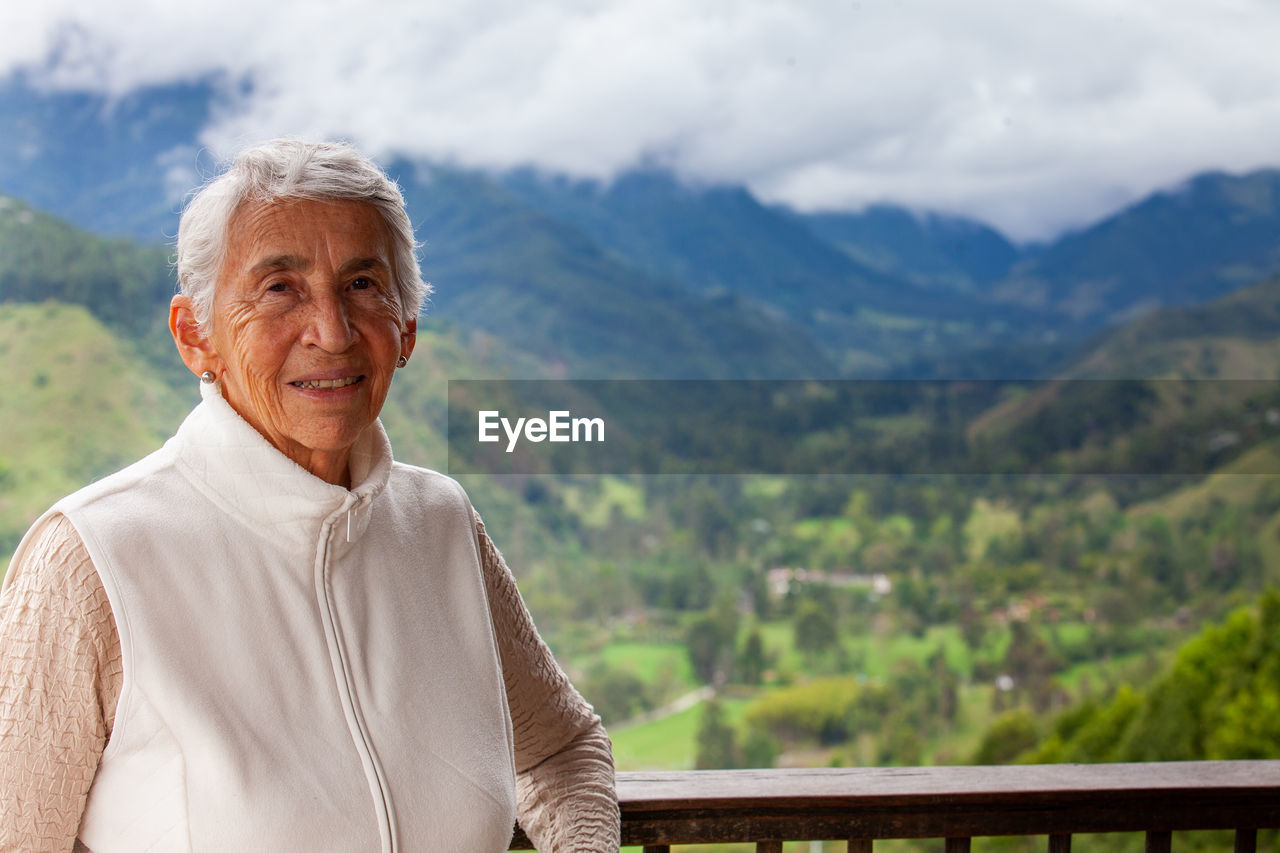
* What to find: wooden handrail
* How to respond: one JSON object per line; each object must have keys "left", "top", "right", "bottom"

{"left": 509, "top": 761, "right": 1280, "bottom": 850}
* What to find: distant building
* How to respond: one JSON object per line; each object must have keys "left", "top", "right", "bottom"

{"left": 766, "top": 567, "right": 892, "bottom": 599}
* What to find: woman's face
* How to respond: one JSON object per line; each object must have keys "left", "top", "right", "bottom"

{"left": 192, "top": 198, "right": 415, "bottom": 486}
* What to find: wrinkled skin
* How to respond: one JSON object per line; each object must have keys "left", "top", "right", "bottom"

{"left": 170, "top": 198, "right": 416, "bottom": 487}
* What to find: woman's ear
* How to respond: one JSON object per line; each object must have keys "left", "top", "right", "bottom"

{"left": 169, "top": 295, "right": 222, "bottom": 379}
{"left": 400, "top": 316, "right": 417, "bottom": 363}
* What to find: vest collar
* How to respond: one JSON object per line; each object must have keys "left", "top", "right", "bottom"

{"left": 168, "top": 381, "right": 394, "bottom": 554}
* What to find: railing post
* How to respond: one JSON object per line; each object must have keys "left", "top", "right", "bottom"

{"left": 848, "top": 839, "right": 873, "bottom": 852}
{"left": 1145, "top": 831, "right": 1172, "bottom": 853}
{"left": 1048, "top": 833, "right": 1071, "bottom": 852}
{"left": 756, "top": 843, "right": 783, "bottom": 853}
{"left": 1235, "top": 828, "right": 1257, "bottom": 853}
{"left": 641, "top": 847, "right": 670, "bottom": 853}
{"left": 945, "top": 839, "right": 971, "bottom": 853}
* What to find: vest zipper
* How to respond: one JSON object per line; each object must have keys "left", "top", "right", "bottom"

{"left": 317, "top": 500, "right": 396, "bottom": 852}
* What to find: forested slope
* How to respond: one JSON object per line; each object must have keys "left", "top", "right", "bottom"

{"left": 1017, "top": 590, "right": 1280, "bottom": 764}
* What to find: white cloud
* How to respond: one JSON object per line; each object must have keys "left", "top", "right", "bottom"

{"left": 4, "top": 0, "right": 1280, "bottom": 239}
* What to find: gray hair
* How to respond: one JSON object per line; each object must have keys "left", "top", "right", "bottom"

{"left": 176, "top": 139, "right": 427, "bottom": 326}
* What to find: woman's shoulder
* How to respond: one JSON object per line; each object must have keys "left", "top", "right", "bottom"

{"left": 3, "top": 507, "right": 98, "bottom": 598}
{"left": 386, "top": 461, "right": 477, "bottom": 518}
{"left": 54, "top": 444, "right": 178, "bottom": 515}
{"left": 388, "top": 461, "right": 471, "bottom": 497}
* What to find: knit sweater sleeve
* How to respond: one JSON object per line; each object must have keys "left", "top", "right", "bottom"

{"left": 474, "top": 513, "right": 621, "bottom": 853}
{"left": 0, "top": 514, "right": 122, "bottom": 853}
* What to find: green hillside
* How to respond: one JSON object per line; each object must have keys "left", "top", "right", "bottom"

{"left": 0, "top": 194, "right": 173, "bottom": 338}
{"left": 397, "top": 165, "right": 839, "bottom": 379}
{"left": 485, "top": 274, "right": 1280, "bottom": 772}
{"left": 1064, "top": 276, "right": 1280, "bottom": 379}
{"left": 0, "top": 302, "right": 193, "bottom": 569}
{"left": 957, "top": 280, "right": 1280, "bottom": 483}
{"left": 1017, "top": 590, "right": 1280, "bottom": 765}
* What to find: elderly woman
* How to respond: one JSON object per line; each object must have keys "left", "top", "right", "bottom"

{"left": 0, "top": 140, "right": 619, "bottom": 851}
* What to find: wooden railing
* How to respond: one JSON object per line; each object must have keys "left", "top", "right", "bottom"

{"left": 510, "top": 761, "right": 1280, "bottom": 850}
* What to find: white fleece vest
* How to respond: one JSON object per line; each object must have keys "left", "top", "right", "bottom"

{"left": 34, "top": 384, "right": 517, "bottom": 852}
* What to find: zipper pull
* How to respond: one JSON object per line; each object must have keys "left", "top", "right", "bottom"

{"left": 346, "top": 495, "right": 363, "bottom": 543}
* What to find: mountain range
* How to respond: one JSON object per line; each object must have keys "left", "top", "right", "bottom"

{"left": 5, "top": 148, "right": 1280, "bottom": 572}
{"left": 3, "top": 75, "right": 1280, "bottom": 381}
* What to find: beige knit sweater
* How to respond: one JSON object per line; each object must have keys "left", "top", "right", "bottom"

{"left": 0, "top": 512, "right": 619, "bottom": 852}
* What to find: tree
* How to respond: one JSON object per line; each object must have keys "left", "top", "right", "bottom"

{"left": 578, "top": 664, "right": 652, "bottom": 725}
{"left": 684, "top": 591, "right": 742, "bottom": 685}
{"left": 736, "top": 628, "right": 767, "bottom": 685}
{"left": 695, "top": 698, "right": 740, "bottom": 769}
{"left": 793, "top": 598, "right": 837, "bottom": 658}
{"left": 740, "top": 729, "right": 779, "bottom": 768}
{"left": 879, "top": 718, "right": 924, "bottom": 766}
{"left": 685, "top": 615, "right": 726, "bottom": 684}
{"left": 929, "top": 650, "right": 959, "bottom": 729}
{"left": 1002, "top": 621, "right": 1062, "bottom": 713}
{"left": 971, "top": 709, "right": 1039, "bottom": 765}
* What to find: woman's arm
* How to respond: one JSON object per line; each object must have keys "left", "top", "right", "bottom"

{"left": 474, "top": 514, "right": 621, "bottom": 852}
{"left": 0, "top": 514, "right": 121, "bottom": 853}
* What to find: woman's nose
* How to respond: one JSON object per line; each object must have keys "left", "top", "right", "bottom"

{"left": 302, "top": 293, "right": 356, "bottom": 352}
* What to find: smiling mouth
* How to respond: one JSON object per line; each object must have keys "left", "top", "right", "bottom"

{"left": 291, "top": 376, "right": 363, "bottom": 390}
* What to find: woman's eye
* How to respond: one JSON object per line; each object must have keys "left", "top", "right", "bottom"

{"left": 266, "top": 281, "right": 290, "bottom": 293}
{"left": 351, "top": 276, "right": 374, "bottom": 291}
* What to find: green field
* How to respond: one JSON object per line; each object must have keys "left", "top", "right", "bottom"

{"left": 600, "top": 609, "right": 1168, "bottom": 773}
{"left": 757, "top": 620, "right": 988, "bottom": 680}
{"left": 599, "top": 641, "right": 697, "bottom": 688}
{"left": 610, "top": 696, "right": 751, "bottom": 771}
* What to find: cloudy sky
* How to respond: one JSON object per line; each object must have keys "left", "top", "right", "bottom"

{"left": 3, "top": 0, "right": 1280, "bottom": 240}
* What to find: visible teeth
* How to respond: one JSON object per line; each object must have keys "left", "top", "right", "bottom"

{"left": 294, "top": 376, "right": 361, "bottom": 389}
